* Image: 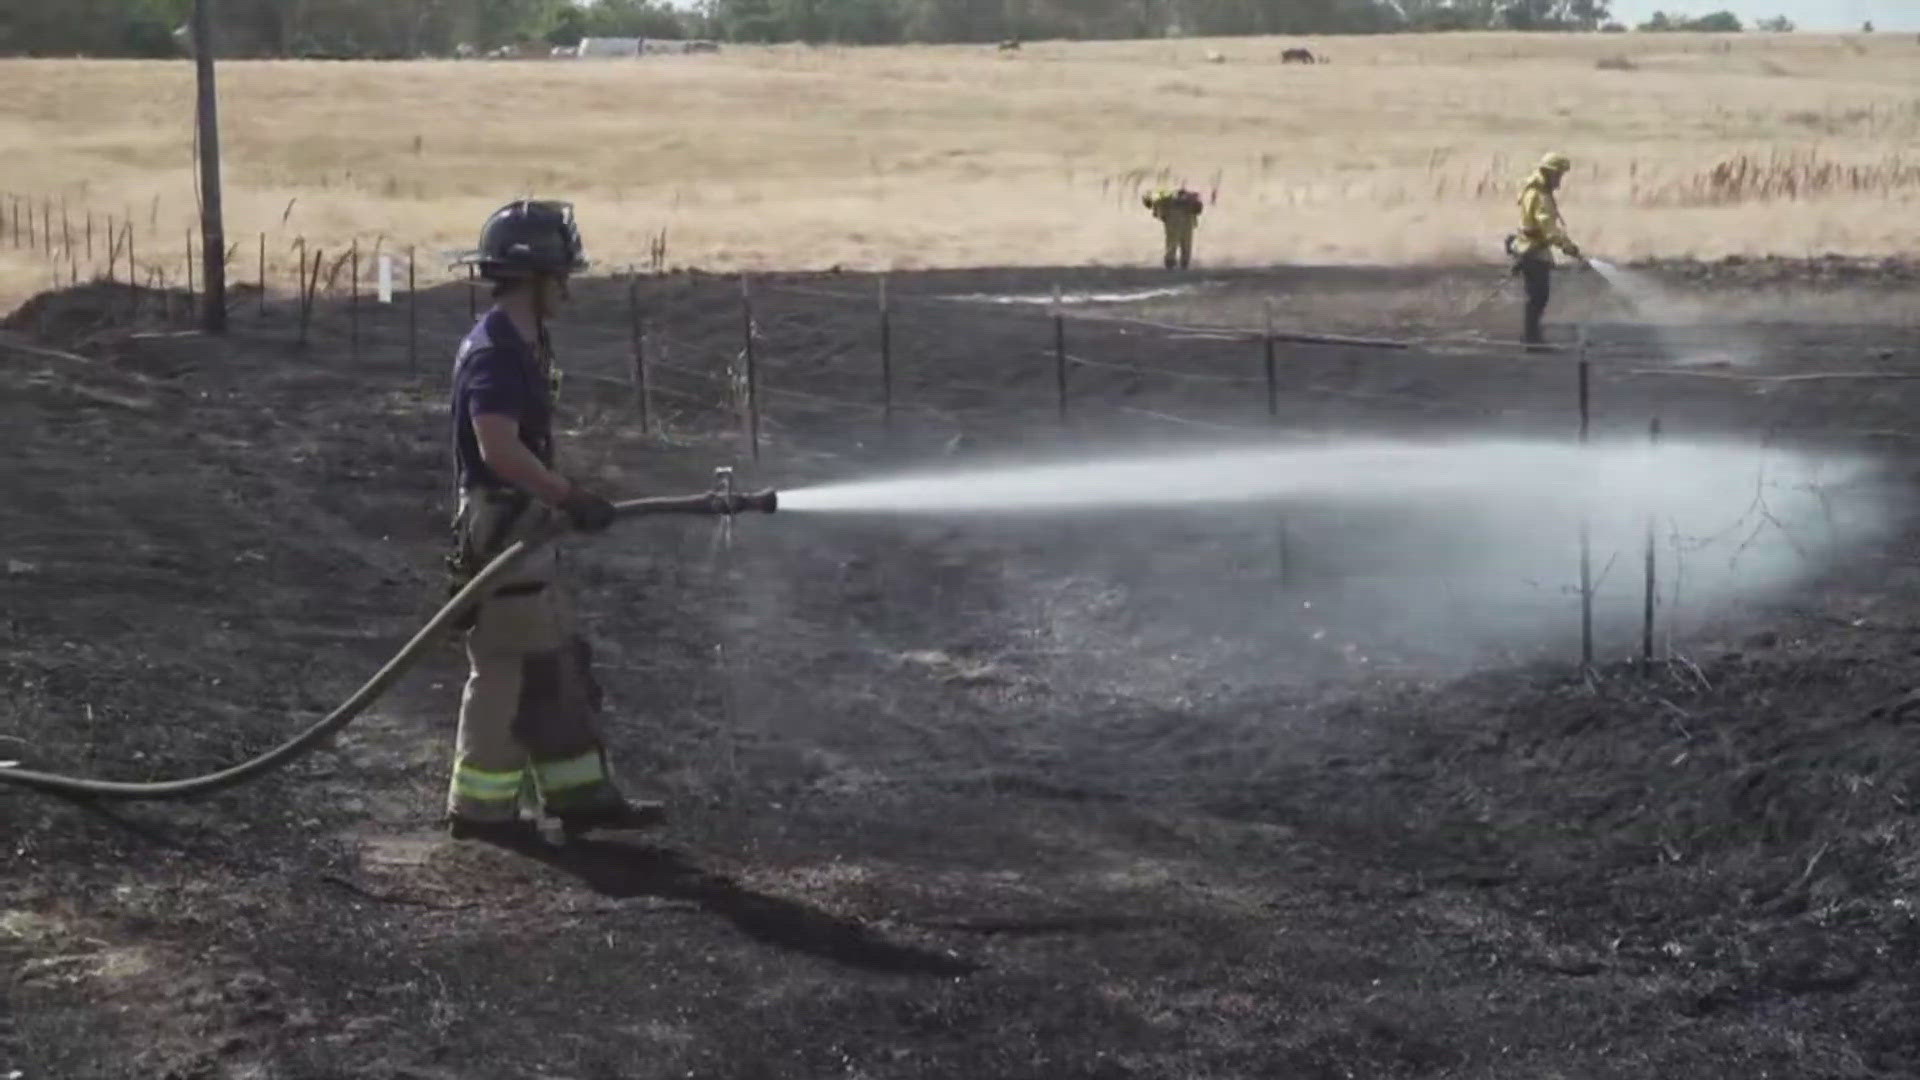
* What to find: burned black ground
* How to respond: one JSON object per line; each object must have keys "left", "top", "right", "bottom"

{"left": 3, "top": 260, "right": 1919, "bottom": 1079}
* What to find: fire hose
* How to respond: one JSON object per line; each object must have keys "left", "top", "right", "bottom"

{"left": 0, "top": 480, "right": 777, "bottom": 802}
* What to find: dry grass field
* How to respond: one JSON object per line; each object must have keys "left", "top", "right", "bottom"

{"left": 0, "top": 31, "right": 1915, "bottom": 306}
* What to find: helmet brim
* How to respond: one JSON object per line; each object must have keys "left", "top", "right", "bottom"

{"left": 452, "top": 251, "right": 591, "bottom": 279}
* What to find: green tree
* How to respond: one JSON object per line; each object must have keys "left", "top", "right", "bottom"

{"left": 1397, "top": 0, "right": 1496, "bottom": 31}
{"left": 813, "top": 0, "right": 904, "bottom": 43}
{"left": 714, "top": 0, "right": 783, "bottom": 40}
{"left": 1640, "top": 8, "right": 1739, "bottom": 31}
{"left": 574, "top": 0, "right": 686, "bottom": 38}
{"left": 1500, "top": 0, "right": 1610, "bottom": 30}
{"left": 0, "top": 0, "right": 179, "bottom": 56}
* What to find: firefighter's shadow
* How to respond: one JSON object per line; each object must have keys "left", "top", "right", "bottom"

{"left": 510, "top": 835, "right": 980, "bottom": 978}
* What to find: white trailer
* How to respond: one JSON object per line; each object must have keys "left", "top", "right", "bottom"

{"left": 575, "top": 37, "right": 643, "bottom": 59}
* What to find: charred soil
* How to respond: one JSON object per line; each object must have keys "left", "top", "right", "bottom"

{"left": 3, "top": 261, "right": 1919, "bottom": 1079}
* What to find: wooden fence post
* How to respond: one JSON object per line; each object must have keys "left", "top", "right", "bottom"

{"left": 258, "top": 233, "right": 267, "bottom": 316}
{"left": 41, "top": 197, "right": 50, "bottom": 255}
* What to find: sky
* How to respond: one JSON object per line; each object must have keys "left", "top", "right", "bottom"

{"left": 1607, "top": 0, "right": 1920, "bottom": 31}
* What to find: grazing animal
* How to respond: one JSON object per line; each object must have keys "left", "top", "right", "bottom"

{"left": 997, "top": 39, "right": 1021, "bottom": 51}
{"left": 1205, "top": 50, "right": 1226, "bottom": 64}
{"left": 1281, "top": 47, "right": 1317, "bottom": 65}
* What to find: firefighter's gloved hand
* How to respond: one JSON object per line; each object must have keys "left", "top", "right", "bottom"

{"left": 1563, "top": 241, "right": 1583, "bottom": 260}
{"left": 559, "top": 486, "right": 617, "bottom": 533}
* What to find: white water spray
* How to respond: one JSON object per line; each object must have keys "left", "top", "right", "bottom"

{"left": 782, "top": 440, "right": 1858, "bottom": 521}
{"left": 1589, "top": 258, "right": 1755, "bottom": 367}
{"left": 782, "top": 439, "right": 1885, "bottom": 652}
{"left": 1588, "top": 259, "right": 1678, "bottom": 318}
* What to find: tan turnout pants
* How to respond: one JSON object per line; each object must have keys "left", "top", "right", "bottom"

{"left": 1161, "top": 214, "right": 1197, "bottom": 269}
{"left": 447, "top": 488, "right": 621, "bottom": 822}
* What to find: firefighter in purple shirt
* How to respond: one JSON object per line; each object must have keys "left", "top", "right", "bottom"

{"left": 444, "top": 200, "right": 662, "bottom": 842}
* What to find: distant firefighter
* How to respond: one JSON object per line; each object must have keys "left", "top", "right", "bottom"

{"left": 1143, "top": 187, "right": 1205, "bottom": 270}
{"left": 1509, "top": 152, "right": 1584, "bottom": 350}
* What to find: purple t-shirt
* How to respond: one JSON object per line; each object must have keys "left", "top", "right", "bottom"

{"left": 450, "top": 308, "right": 552, "bottom": 491}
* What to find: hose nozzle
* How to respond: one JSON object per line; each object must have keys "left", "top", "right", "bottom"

{"left": 611, "top": 475, "right": 779, "bottom": 520}
{"left": 725, "top": 488, "right": 778, "bottom": 514}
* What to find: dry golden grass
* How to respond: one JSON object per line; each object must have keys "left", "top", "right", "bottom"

{"left": 0, "top": 31, "right": 1916, "bottom": 306}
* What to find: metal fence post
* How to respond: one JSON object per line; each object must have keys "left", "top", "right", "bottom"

{"left": 1642, "top": 416, "right": 1661, "bottom": 672}
{"left": 408, "top": 247, "right": 419, "bottom": 378}
{"left": 349, "top": 241, "right": 361, "bottom": 362}
{"left": 1577, "top": 327, "right": 1593, "bottom": 671}
{"left": 630, "top": 270, "right": 651, "bottom": 434}
{"left": 1263, "top": 299, "right": 1278, "bottom": 419}
{"left": 185, "top": 226, "right": 196, "bottom": 319}
{"left": 127, "top": 223, "right": 138, "bottom": 320}
{"left": 1053, "top": 284, "right": 1068, "bottom": 424}
{"left": 741, "top": 274, "right": 760, "bottom": 461}
{"left": 879, "top": 274, "right": 893, "bottom": 429}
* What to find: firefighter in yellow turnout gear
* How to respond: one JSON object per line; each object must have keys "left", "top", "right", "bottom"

{"left": 1513, "top": 152, "right": 1584, "bottom": 349}
{"left": 1144, "top": 187, "right": 1205, "bottom": 270}
{"left": 444, "top": 200, "right": 664, "bottom": 844}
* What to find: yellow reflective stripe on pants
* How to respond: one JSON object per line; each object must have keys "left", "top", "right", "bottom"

{"left": 533, "top": 750, "right": 607, "bottom": 794}
{"left": 454, "top": 764, "right": 526, "bottom": 803}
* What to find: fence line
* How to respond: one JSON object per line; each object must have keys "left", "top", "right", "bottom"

{"left": 1, "top": 189, "right": 1899, "bottom": 675}
{"left": 1057, "top": 349, "right": 1261, "bottom": 386}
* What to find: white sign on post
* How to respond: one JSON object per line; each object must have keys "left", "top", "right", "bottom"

{"left": 378, "top": 255, "right": 394, "bottom": 304}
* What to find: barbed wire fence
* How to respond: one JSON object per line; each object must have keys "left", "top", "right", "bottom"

{"left": 0, "top": 188, "right": 1897, "bottom": 677}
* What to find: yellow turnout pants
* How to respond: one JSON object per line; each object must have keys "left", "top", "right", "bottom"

{"left": 447, "top": 488, "right": 621, "bottom": 822}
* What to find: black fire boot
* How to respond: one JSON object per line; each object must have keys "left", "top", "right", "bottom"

{"left": 1521, "top": 256, "right": 1553, "bottom": 352}
{"left": 556, "top": 798, "right": 667, "bottom": 840}
{"left": 447, "top": 815, "right": 541, "bottom": 845}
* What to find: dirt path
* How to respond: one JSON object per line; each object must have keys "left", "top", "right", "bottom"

{"left": 3, "top": 262, "right": 1918, "bottom": 1078}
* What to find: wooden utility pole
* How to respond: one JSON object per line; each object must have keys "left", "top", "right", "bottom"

{"left": 193, "top": 0, "right": 228, "bottom": 332}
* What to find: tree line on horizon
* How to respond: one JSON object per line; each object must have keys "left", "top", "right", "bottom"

{"left": 0, "top": 0, "right": 1783, "bottom": 59}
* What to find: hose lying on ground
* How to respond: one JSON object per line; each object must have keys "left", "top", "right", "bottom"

{"left": 0, "top": 489, "right": 776, "bottom": 802}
